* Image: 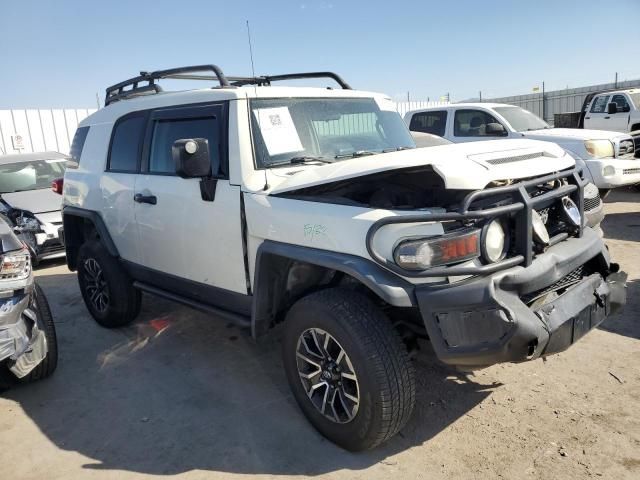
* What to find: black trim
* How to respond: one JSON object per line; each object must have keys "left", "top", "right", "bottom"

{"left": 239, "top": 193, "right": 252, "bottom": 295}
{"left": 122, "top": 260, "right": 252, "bottom": 316}
{"left": 230, "top": 72, "right": 351, "bottom": 90}
{"left": 61, "top": 207, "right": 119, "bottom": 270}
{"left": 251, "top": 240, "right": 416, "bottom": 338}
{"left": 133, "top": 281, "right": 250, "bottom": 328}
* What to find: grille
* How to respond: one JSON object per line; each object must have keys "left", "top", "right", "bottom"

{"left": 523, "top": 266, "right": 585, "bottom": 304}
{"left": 623, "top": 168, "right": 640, "bottom": 175}
{"left": 486, "top": 152, "right": 549, "bottom": 165}
{"left": 584, "top": 192, "right": 602, "bottom": 212}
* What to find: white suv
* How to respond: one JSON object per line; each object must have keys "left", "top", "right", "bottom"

{"left": 62, "top": 65, "right": 626, "bottom": 451}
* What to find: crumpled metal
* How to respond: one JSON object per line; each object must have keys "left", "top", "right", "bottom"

{"left": 0, "top": 282, "right": 48, "bottom": 378}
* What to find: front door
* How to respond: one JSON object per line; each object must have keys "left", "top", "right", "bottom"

{"left": 133, "top": 103, "right": 248, "bottom": 296}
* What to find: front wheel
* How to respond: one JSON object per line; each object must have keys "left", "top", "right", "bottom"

{"left": 282, "top": 288, "right": 415, "bottom": 451}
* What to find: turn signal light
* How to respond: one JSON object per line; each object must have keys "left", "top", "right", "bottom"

{"left": 394, "top": 229, "right": 480, "bottom": 270}
{"left": 51, "top": 178, "right": 64, "bottom": 195}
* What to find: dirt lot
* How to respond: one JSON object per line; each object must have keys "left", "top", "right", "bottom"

{"left": 1, "top": 189, "right": 638, "bottom": 480}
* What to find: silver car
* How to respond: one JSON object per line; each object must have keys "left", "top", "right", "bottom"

{"left": 0, "top": 219, "right": 57, "bottom": 388}
{"left": 0, "top": 152, "right": 67, "bottom": 265}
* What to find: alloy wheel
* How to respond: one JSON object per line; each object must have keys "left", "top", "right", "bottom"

{"left": 295, "top": 328, "right": 360, "bottom": 424}
{"left": 83, "top": 258, "right": 109, "bottom": 313}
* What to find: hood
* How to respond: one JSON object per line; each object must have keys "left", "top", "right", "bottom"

{"left": 522, "top": 128, "right": 631, "bottom": 142}
{"left": 268, "top": 139, "right": 573, "bottom": 194}
{"left": 1, "top": 188, "right": 62, "bottom": 214}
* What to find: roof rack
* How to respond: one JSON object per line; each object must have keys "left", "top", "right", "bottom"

{"left": 104, "top": 65, "right": 351, "bottom": 106}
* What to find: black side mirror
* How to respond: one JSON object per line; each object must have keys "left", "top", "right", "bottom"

{"left": 486, "top": 122, "right": 507, "bottom": 136}
{"left": 172, "top": 138, "right": 211, "bottom": 178}
{"left": 607, "top": 103, "right": 618, "bottom": 114}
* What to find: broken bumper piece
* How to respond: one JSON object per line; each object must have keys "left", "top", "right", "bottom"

{"left": 415, "top": 228, "right": 627, "bottom": 368}
{"left": 0, "top": 283, "right": 48, "bottom": 378}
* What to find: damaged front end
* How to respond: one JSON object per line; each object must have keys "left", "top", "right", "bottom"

{"left": 0, "top": 223, "right": 49, "bottom": 378}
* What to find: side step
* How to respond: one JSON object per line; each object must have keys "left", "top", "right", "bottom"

{"left": 133, "top": 281, "right": 251, "bottom": 329}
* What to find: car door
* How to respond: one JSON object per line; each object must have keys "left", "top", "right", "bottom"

{"left": 133, "top": 103, "right": 248, "bottom": 299}
{"left": 607, "top": 94, "right": 632, "bottom": 132}
{"left": 452, "top": 109, "right": 509, "bottom": 143}
{"left": 100, "top": 112, "right": 148, "bottom": 263}
{"left": 585, "top": 94, "right": 610, "bottom": 130}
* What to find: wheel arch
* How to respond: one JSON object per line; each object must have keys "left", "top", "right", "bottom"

{"left": 62, "top": 206, "right": 119, "bottom": 271}
{"left": 251, "top": 240, "right": 416, "bottom": 338}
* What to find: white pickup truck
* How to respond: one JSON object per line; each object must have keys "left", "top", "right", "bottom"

{"left": 581, "top": 88, "right": 640, "bottom": 152}
{"left": 404, "top": 103, "right": 640, "bottom": 192}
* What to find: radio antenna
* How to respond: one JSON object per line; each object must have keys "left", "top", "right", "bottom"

{"left": 246, "top": 20, "right": 269, "bottom": 191}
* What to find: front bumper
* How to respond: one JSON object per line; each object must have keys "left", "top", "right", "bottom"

{"left": 415, "top": 228, "right": 627, "bottom": 368}
{"left": 0, "top": 279, "right": 48, "bottom": 378}
{"left": 585, "top": 157, "right": 640, "bottom": 188}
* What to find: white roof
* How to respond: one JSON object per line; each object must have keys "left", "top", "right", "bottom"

{"left": 82, "top": 86, "right": 388, "bottom": 126}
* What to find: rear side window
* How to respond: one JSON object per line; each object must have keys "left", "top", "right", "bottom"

{"left": 108, "top": 115, "right": 146, "bottom": 172}
{"left": 68, "top": 126, "right": 89, "bottom": 168}
{"left": 590, "top": 95, "right": 610, "bottom": 113}
{"left": 409, "top": 111, "right": 447, "bottom": 136}
{"left": 149, "top": 117, "right": 221, "bottom": 174}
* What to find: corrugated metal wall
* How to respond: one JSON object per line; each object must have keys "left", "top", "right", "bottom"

{"left": 486, "top": 79, "right": 640, "bottom": 125}
{"left": 0, "top": 109, "right": 97, "bottom": 155}
{"left": 395, "top": 100, "right": 449, "bottom": 117}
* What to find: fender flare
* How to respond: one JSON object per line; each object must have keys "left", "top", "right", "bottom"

{"left": 62, "top": 206, "right": 119, "bottom": 270}
{"left": 251, "top": 240, "right": 416, "bottom": 338}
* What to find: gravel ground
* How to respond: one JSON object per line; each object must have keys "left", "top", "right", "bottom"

{"left": 1, "top": 188, "right": 638, "bottom": 480}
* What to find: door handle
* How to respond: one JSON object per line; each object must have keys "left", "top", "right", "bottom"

{"left": 585, "top": 116, "right": 590, "bottom": 119}
{"left": 134, "top": 193, "right": 157, "bottom": 205}
{"left": 604, "top": 116, "right": 610, "bottom": 119}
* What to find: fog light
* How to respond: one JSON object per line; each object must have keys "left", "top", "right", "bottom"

{"left": 602, "top": 165, "right": 615, "bottom": 177}
{"left": 561, "top": 197, "right": 581, "bottom": 227}
{"left": 482, "top": 219, "right": 508, "bottom": 263}
{"left": 531, "top": 210, "right": 549, "bottom": 245}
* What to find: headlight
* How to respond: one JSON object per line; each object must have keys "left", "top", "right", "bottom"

{"left": 531, "top": 210, "right": 549, "bottom": 245}
{"left": 394, "top": 229, "right": 480, "bottom": 270}
{"left": 561, "top": 197, "right": 581, "bottom": 227}
{"left": 481, "top": 219, "right": 508, "bottom": 263}
{"left": 584, "top": 139, "right": 614, "bottom": 158}
{"left": 0, "top": 248, "right": 31, "bottom": 280}
{"left": 14, "top": 213, "right": 41, "bottom": 232}
{"left": 602, "top": 165, "right": 616, "bottom": 177}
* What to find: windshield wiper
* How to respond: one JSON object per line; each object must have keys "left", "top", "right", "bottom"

{"left": 382, "top": 146, "right": 413, "bottom": 153}
{"left": 269, "top": 156, "right": 335, "bottom": 167}
{"left": 334, "top": 150, "right": 377, "bottom": 159}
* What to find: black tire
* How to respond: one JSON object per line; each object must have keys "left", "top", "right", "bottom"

{"left": 20, "top": 283, "right": 58, "bottom": 382}
{"left": 77, "top": 239, "right": 141, "bottom": 328}
{"left": 282, "top": 288, "right": 415, "bottom": 451}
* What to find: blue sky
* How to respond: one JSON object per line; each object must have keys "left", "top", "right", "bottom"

{"left": 1, "top": 0, "right": 639, "bottom": 108}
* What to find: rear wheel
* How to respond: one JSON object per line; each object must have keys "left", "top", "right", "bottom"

{"left": 282, "top": 288, "right": 415, "bottom": 451}
{"left": 77, "top": 240, "right": 141, "bottom": 328}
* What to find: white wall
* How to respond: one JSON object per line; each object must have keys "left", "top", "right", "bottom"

{"left": 0, "top": 108, "right": 97, "bottom": 155}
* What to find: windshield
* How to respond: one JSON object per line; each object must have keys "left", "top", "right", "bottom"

{"left": 250, "top": 97, "right": 415, "bottom": 167}
{"left": 494, "top": 106, "right": 549, "bottom": 132}
{"left": 0, "top": 159, "right": 66, "bottom": 194}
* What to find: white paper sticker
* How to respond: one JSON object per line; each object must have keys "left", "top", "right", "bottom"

{"left": 253, "top": 107, "right": 304, "bottom": 156}
{"left": 374, "top": 97, "right": 397, "bottom": 112}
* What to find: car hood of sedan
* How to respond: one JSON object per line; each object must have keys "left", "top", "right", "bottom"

{"left": 1, "top": 188, "right": 62, "bottom": 214}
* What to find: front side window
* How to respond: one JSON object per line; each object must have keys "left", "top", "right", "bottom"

{"left": 611, "top": 94, "right": 630, "bottom": 111}
{"left": 409, "top": 111, "right": 447, "bottom": 136}
{"left": 108, "top": 115, "right": 146, "bottom": 172}
{"left": 590, "top": 95, "right": 610, "bottom": 113}
{"left": 149, "top": 117, "right": 220, "bottom": 174}
{"left": 0, "top": 159, "right": 66, "bottom": 193}
{"left": 493, "top": 106, "right": 549, "bottom": 132}
{"left": 250, "top": 98, "right": 415, "bottom": 167}
{"left": 453, "top": 109, "right": 503, "bottom": 137}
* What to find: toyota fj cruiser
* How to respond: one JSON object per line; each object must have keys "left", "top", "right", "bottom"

{"left": 62, "top": 65, "right": 626, "bottom": 451}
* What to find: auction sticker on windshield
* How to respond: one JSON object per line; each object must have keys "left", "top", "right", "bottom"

{"left": 253, "top": 107, "right": 304, "bottom": 156}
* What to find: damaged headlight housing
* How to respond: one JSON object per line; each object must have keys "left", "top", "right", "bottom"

{"left": 394, "top": 229, "right": 480, "bottom": 270}
{"left": 0, "top": 247, "right": 31, "bottom": 281}
{"left": 13, "top": 212, "right": 41, "bottom": 232}
{"left": 584, "top": 139, "right": 614, "bottom": 159}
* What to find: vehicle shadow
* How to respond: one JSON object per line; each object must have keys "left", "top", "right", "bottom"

{"left": 2, "top": 270, "right": 498, "bottom": 476}
{"left": 601, "top": 211, "right": 640, "bottom": 242}
{"left": 599, "top": 277, "right": 639, "bottom": 340}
